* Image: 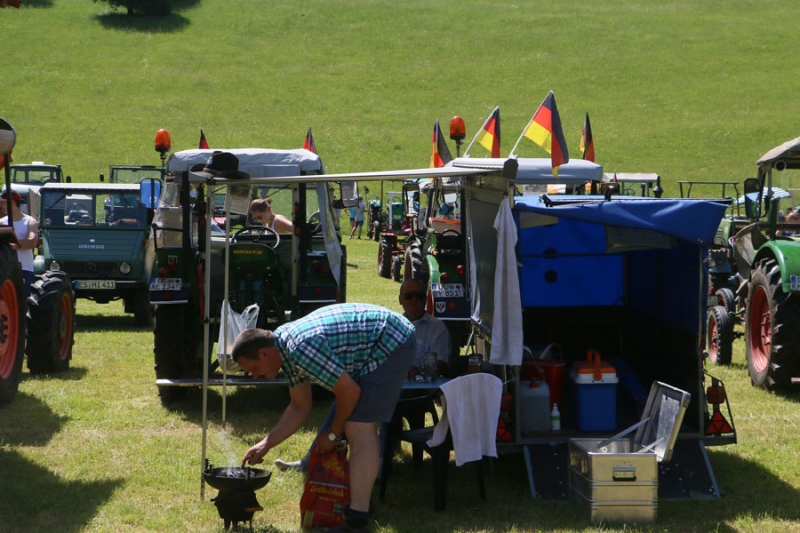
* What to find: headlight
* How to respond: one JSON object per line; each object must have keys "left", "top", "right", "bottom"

{"left": 119, "top": 262, "right": 132, "bottom": 274}
{"left": 49, "top": 261, "right": 61, "bottom": 271}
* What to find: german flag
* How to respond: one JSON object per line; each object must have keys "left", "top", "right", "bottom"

{"left": 581, "top": 113, "right": 595, "bottom": 162}
{"left": 198, "top": 130, "right": 209, "bottom": 149}
{"left": 475, "top": 107, "right": 501, "bottom": 158}
{"left": 0, "top": 151, "right": 12, "bottom": 171}
{"left": 430, "top": 119, "right": 453, "bottom": 168}
{"left": 523, "top": 91, "right": 569, "bottom": 173}
{"left": 303, "top": 127, "right": 317, "bottom": 154}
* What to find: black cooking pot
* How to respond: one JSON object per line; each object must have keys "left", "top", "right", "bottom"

{"left": 202, "top": 467, "right": 272, "bottom": 492}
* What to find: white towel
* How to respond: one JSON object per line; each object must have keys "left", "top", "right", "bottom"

{"left": 427, "top": 374, "right": 503, "bottom": 466}
{"left": 490, "top": 197, "right": 523, "bottom": 365}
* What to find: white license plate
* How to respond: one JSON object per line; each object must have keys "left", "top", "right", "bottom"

{"left": 77, "top": 279, "right": 116, "bottom": 290}
{"left": 150, "top": 278, "right": 182, "bottom": 291}
{"left": 431, "top": 283, "right": 464, "bottom": 298}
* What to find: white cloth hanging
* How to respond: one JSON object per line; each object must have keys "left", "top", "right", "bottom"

{"left": 427, "top": 373, "right": 503, "bottom": 466}
{"left": 490, "top": 197, "right": 523, "bottom": 365}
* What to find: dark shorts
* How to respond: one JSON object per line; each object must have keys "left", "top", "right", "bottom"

{"left": 349, "top": 332, "right": 416, "bottom": 423}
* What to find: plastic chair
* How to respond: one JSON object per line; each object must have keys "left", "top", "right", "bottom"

{"left": 380, "top": 374, "right": 500, "bottom": 511}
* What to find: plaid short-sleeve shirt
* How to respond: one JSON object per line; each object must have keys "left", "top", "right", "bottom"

{"left": 274, "top": 303, "right": 414, "bottom": 390}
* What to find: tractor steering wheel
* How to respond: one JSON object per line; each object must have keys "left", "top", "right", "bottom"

{"left": 438, "top": 229, "right": 460, "bottom": 237}
{"left": 231, "top": 225, "right": 281, "bottom": 249}
{"left": 307, "top": 210, "right": 322, "bottom": 235}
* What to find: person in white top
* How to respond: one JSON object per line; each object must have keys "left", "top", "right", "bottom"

{"left": 349, "top": 197, "right": 366, "bottom": 240}
{"left": 0, "top": 190, "right": 38, "bottom": 296}
{"left": 398, "top": 277, "right": 452, "bottom": 377}
{"left": 249, "top": 197, "right": 293, "bottom": 233}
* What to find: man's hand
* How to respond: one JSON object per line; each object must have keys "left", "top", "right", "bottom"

{"left": 241, "top": 438, "right": 269, "bottom": 468}
{"left": 313, "top": 433, "right": 339, "bottom": 455}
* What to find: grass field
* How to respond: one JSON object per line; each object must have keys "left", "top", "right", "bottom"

{"left": 4, "top": 1, "right": 800, "bottom": 532}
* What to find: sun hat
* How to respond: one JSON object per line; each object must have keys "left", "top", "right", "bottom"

{"left": 190, "top": 151, "right": 249, "bottom": 180}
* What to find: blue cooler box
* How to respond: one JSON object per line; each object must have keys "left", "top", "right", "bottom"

{"left": 571, "top": 353, "right": 618, "bottom": 431}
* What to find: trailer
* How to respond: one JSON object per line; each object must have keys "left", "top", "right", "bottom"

{"left": 462, "top": 167, "right": 737, "bottom": 499}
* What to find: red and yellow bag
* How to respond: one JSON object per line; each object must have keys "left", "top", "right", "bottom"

{"left": 300, "top": 445, "right": 350, "bottom": 528}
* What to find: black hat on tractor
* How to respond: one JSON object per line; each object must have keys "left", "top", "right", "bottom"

{"left": 190, "top": 151, "right": 249, "bottom": 180}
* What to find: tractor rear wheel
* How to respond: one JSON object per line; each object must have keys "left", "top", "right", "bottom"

{"left": 404, "top": 242, "right": 428, "bottom": 285}
{"left": 154, "top": 303, "right": 195, "bottom": 405}
{"left": 26, "top": 271, "right": 75, "bottom": 374}
{"left": 0, "top": 247, "right": 25, "bottom": 405}
{"left": 745, "top": 258, "right": 800, "bottom": 389}
{"left": 706, "top": 305, "right": 733, "bottom": 366}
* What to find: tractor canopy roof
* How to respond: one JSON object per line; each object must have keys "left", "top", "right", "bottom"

{"left": 167, "top": 148, "right": 324, "bottom": 178}
{"left": 449, "top": 157, "right": 603, "bottom": 185}
{"left": 757, "top": 135, "right": 800, "bottom": 169}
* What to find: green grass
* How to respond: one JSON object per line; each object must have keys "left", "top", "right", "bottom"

{"left": 4, "top": 239, "right": 800, "bottom": 533}
{"left": 4, "top": 0, "right": 800, "bottom": 532}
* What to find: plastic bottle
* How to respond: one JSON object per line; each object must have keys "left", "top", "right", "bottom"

{"left": 551, "top": 403, "right": 561, "bottom": 431}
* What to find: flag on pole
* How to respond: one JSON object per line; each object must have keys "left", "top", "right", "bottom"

{"left": 199, "top": 130, "right": 209, "bottom": 149}
{"left": 580, "top": 113, "right": 595, "bottom": 162}
{"left": 523, "top": 91, "right": 569, "bottom": 173}
{"left": 303, "top": 127, "right": 317, "bottom": 154}
{"left": 430, "top": 119, "right": 453, "bottom": 168}
{"left": 0, "top": 151, "right": 12, "bottom": 171}
{"left": 475, "top": 107, "right": 501, "bottom": 158}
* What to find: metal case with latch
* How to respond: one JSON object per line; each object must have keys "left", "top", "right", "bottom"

{"left": 568, "top": 381, "right": 691, "bottom": 524}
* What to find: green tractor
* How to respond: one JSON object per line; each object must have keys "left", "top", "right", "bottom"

{"left": 149, "top": 146, "right": 356, "bottom": 405}
{"left": 720, "top": 135, "right": 800, "bottom": 390}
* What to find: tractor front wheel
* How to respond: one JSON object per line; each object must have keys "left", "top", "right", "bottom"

{"left": 707, "top": 305, "right": 733, "bottom": 366}
{"left": 26, "top": 271, "right": 75, "bottom": 374}
{"left": 745, "top": 258, "right": 800, "bottom": 389}
{"left": 378, "top": 239, "right": 392, "bottom": 278}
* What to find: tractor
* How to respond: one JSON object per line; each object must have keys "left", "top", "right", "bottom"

{"left": 704, "top": 135, "right": 800, "bottom": 390}
{"left": 149, "top": 144, "right": 356, "bottom": 405}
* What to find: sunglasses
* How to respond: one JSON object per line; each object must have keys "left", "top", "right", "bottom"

{"left": 402, "top": 292, "right": 426, "bottom": 301}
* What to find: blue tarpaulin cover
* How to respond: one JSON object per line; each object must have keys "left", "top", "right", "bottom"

{"left": 512, "top": 198, "right": 728, "bottom": 333}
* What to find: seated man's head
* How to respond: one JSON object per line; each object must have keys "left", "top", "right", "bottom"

{"left": 399, "top": 278, "right": 427, "bottom": 320}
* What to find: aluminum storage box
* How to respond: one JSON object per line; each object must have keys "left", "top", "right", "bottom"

{"left": 568, "top": 381, "right": 691, "bottom": 524}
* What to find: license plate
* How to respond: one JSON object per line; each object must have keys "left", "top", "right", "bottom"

{"left": 707, "top": 295, "right": 719, "bottom": 307}
{"left": 76, "top": 279, "right": 116, "bottom": 290}
{"left": 792, "top": 276, "right": 800, "bottom": 292}
{"left": 150, "top": 278, "right": 182, "bottom": 291}
{"left": 431, "top": 283, "right": 464, "bottom": 298}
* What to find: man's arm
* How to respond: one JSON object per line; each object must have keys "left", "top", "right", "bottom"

{"left": 241, "top": 380, "right": 313, "bottom": 467}
{"left": 314, "top": 370, "right": 361, "bottom": 454}
{"left": 18, "top": 217, "right": 38, "bottom": 250}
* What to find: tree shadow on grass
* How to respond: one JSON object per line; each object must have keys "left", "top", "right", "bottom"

{"left": 94, "top": 0, "right": 201, "bottom": 32}
{"left": 22, "top": 0, "right": 55, "bottom": 7}
{"left": 0, "top": 391, "right": 68, "bottom": 446}
{"left": 0, "top": 448, "right": 122, "bottom": 532}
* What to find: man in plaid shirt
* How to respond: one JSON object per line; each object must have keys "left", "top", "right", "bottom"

{"left": 233, "top": 303, "right": 416, "bottom": 533}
